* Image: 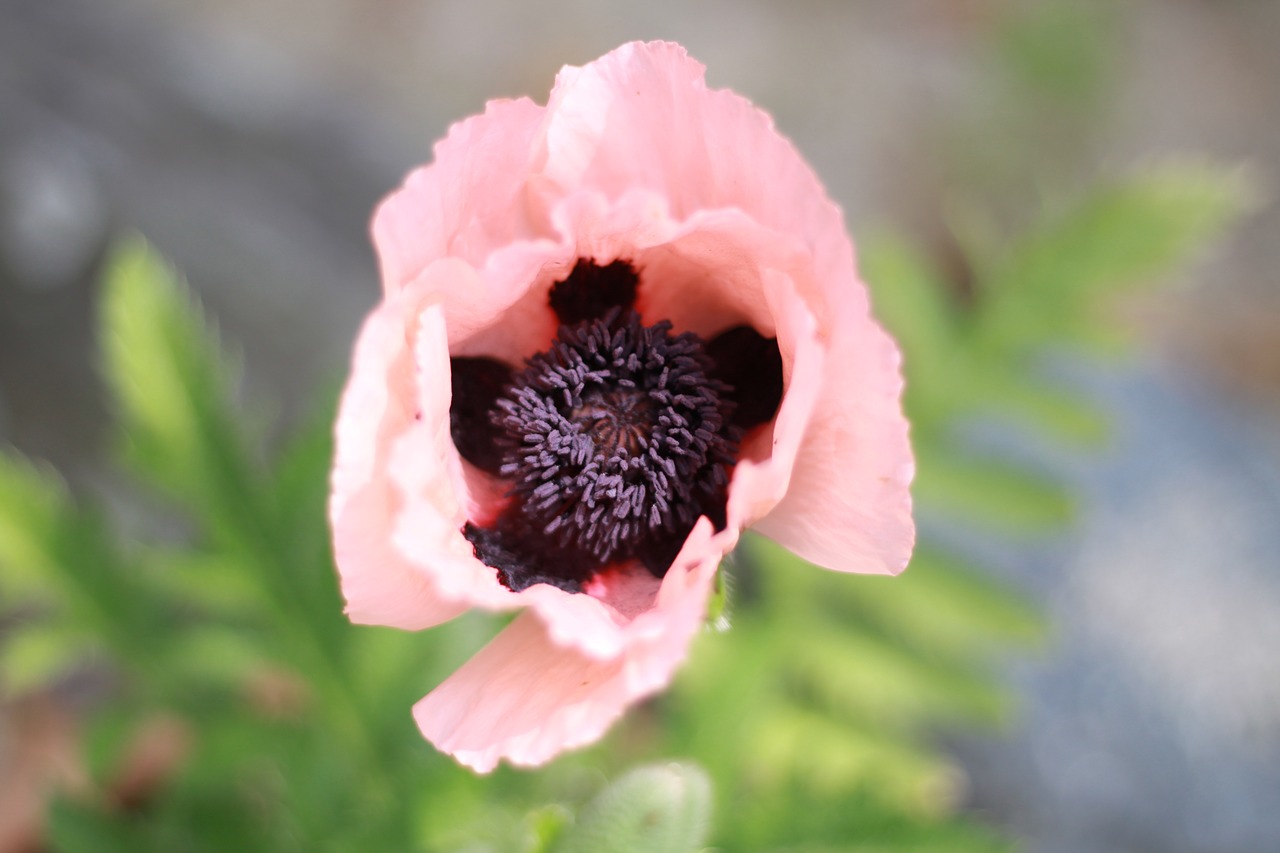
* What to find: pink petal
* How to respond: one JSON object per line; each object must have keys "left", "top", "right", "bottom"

{"left": 383, "top": 296, "right": 518, "bottom": 611}
{"left": 372, "top": 97, "right": 547, "bottom": 296}
{"left": 414, "top": 519, "right": 731, "bottom": 772}
{"left": 330, "top": 287, "right": 472, "bottom": 630}
{"left": 536, "top": 41, "right": 841, "bottom": 257}
{"left": 415, "top": 610, "right": 628, "bottom": 772}
{"left": 753, "top": 304, "right": 915, "bottom": 575}
{"left": 724, "top": 267, "right": 828, "bottom": 529}
{"left": 399, "top": 248, "right": 563, "bottom": 367}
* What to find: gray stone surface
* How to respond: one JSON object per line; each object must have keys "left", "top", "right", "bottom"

{"left": 0, "top": 0, "right": 409, "bottom": 472}
{"left": 956, "top": 364, "right": 1280, "bottom": 852}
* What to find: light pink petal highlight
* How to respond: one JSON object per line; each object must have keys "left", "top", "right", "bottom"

{"left": 416, "top": 520, "right": 730, "bottom": 771}
{"left": 414, "top": 611, "right": 630, "bottom": 772}
{"left": 329, "top": 292, "right": 470, "bottom": 630}
{"left": 754, "top": 309, "right": 915, "bottom": 575}
{"left": 537, "top": 41, "right": 844, "bottom": 264}
{"left": 725, "top": 268, "right": 826, "bottom": 531}
{"left": 385, "top": 299, "right": 519, "bottom": 612}
{"left": 373, "top": 97, "right": 547, "bottom": 295}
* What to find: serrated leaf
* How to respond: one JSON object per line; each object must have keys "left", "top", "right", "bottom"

{"left": 847, "top": 549, "right": 1043, "bottom": 655}
{"left": 747, "top": 707, "right": 959, "bottom": 812}
{"left": 0, "top": 452, "right": 152, "bottom": 649}
{"left": 99, "top": 237, "right": 266, "bottom": 544}
{"left": 784, "top": 622, "right": 1009, "bottom": 729}
{"left": 743, "top": 535, "right": 1041, "bottom": 660}
{"left": 979, "top": 161, "right": 1250, "bottom": 354}
{"left": 0, "top": 451, "right": 73, "bottom": 598}
{"left": 556, "top": 763, "right": 711, "bottom": 853}
{"left": 913, "top": 445, "right": 1073, "bottom": 531}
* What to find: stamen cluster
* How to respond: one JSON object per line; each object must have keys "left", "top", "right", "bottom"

{"left": 495, "top": 311, "right": 737, "bottom": 568}
{"left": 454, "top": 258, "right": 782, "bottom": 593}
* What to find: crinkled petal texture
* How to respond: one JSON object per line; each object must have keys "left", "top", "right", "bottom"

{"left": 330, "top": 41, "right": 914, "bottom": 772}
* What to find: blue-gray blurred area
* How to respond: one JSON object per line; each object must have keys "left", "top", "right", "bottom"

{"left": 1, "top": 1, "right": 1278, "bottom": 851}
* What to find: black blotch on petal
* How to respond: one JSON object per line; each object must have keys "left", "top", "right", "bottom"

{"left": 705, "top": 326, "right": 784, "bottom": 431}
{"left": 635, "top": 521, "right": 692, "bottom": 580}
{"left": 450, "top": 357, "right": 513, "bottom": 475}
{"left": 547, "top": 258, "right": 639, "bottom": 326}
{"left": 702, "top": 482, "right": 730, "bottom": 533}
{"left": 464, "top": 519, "right": 592, "bottom": 594}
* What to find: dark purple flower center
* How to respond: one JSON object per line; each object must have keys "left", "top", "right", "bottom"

{"left": 452, "top": 259, "right": 785, "bottom": 593}
{"left": 495, "top": 310, "right": 736, "bottom": 569}
{"left": 575, "top": 386, "right": 654, "bottom": 457}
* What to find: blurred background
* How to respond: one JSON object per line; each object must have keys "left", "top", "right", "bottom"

{"left": 1, "top": 1, "right": 1278, "bottom": 851}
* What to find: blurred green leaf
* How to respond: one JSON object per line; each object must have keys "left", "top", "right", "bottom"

{"left": 0, "top": 451, "right": 158, "bottom": 663}
{"left": 0, "top": 451, "right": 72, "bottom": 598}
{"left": 785, "top": 622, "right": 1009, "bottom": 729}
{"left": 979, "top": 162, "right": 1251, "bottom": 355}
{"left": 967, "top": 368, "right": 1110, "bottom": 447}
{"left": 523, "top": 804, "right": 573, "bottom": 853}
{"left": 135, "top": 548, "right": 267, "bottom": 616}
{"left": 704, "top": 566, "right": 729, "bottom": 629}
{"left": 99, "top": 237, "right": 268, "bottom": 553}
{"left": 555, "top": 763, "right": 712, "bottom": 853}
{"left": 995, "top": 0, "right": 1116, "bottom": 105}
{"left": 101, "top": 238, "right": 238, "bottom": 487}
{"left": 912, "top": 446, "right": 1073, "bottom": 532}
{"left": 862, "top": 233, "right": 963, "bottom": 372}
{"left": 847, "top": 550, "right": 1043, "bottom": 657}
{"left": 159, "top": 626, "right": 273, "bottom": 694}
{"left": 46, "top": 798, "right": 141, "bottom": 853}
{"left": 0, "top": 621, "right": 96, "bottom": 695}
{"left": 747, "top": 706, "right": 957, "bottom": 812}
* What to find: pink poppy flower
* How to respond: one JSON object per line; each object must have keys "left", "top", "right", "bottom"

{"left": 329, "top": 41, "right": 914, "bottom": 772}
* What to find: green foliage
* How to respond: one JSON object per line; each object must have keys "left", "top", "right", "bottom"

{"left": 4, "top": 240, "right": 441, "bottom": 851}
{"left": 554, "top": 764, "right": 711, "bottom": 853}
{"left": 995, "top": 0, "right": 1117, "bottom": 106}
{"left": 100, "top": 240, "right": 250, "bottom": 506}
{"left": 866, "top": 162, "right": 1247, "bottom": 533}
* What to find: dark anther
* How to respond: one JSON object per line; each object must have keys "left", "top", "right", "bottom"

{"left": 547, "top": 258, "right": 639, "bottom": 326}
{"left": 705, "top": 326, "right": 784, "bottom": 431}
{"left": 450, "top": 357, "right": 514, "bottom": 475}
